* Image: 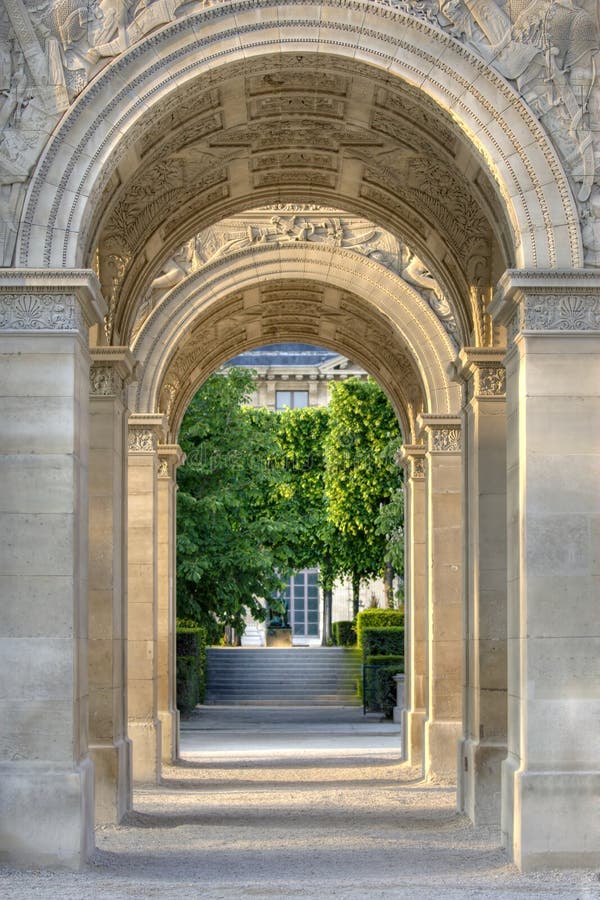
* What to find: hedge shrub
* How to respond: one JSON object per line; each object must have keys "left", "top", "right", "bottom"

{"left": 332, "top": 620, "right": 356, "bottom": 646}
{"left": 356, "top": 608, "right": 404, "bottom": 647}
{"left": 361, "top": 626, "right": 404, "bottom": 661}
{"left": 374, "top": 664, "right": 404, "bottom": 718}
{"left": 362, "top": 655, "right": 404, "bottom": 713}
{"left": 176, "top": 622, "right": 207, "bottom": 714}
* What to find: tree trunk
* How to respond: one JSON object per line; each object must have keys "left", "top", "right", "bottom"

{"left": 322, "top": 587, "right": 332, "bottom": 645}
{"left": 384, "top": 562, "right": 395, "bottom": 608}
{"left": 352, "top": 574, "right": 360, "bottom": 618}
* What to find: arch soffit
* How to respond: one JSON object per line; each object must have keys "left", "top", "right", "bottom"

{"left": 130, "top": 243, "right": 459, "bottom": 432}
{"left": 16, "top": 1, "right": 582, "bottom": 281}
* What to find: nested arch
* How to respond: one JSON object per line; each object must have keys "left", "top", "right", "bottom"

{"left": 129, "top": 242, "right": 459, "bottom": 442}
{"left": 16, "top": 0, "right": 582, "bottom": 351}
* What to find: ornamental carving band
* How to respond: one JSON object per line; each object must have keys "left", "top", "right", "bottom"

{"left": 510, "top": 295, "right": 600, "bottom": 339}
{"left": 158, "top": 459, "right": 170, "bottom": 477}
{"left": 431, "top": 427, "right": 461, "bottom": 452}
{"left": 128, "top": 428, "right": 156, "bottom": 453}
{"left": 0, "top": 294, "right": 83, "bottom": 332}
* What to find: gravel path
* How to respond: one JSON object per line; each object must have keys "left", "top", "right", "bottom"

{"left": 1, "top": 707, "right": 598, "bottom": 899}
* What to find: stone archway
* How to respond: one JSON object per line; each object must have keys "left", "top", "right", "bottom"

{"left": 0, "top": 0, "right": 598, "bottom": 875}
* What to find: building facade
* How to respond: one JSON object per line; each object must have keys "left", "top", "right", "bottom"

{"left": 0, "top": 0, "right": 599, "bottom": 873}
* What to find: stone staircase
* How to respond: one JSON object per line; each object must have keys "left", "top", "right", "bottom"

{"left": 205, "top": 647, "right": 362, "bottom": 706}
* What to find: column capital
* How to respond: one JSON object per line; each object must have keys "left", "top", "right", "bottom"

{"left": 451, "top": 348, "right": 507, "bottom": 400}
{"left": 90, "top": 347, "right": 138, "bottom": 399}
{"left": 157, "top": 444, "right": 186, "bottom": 478}
{"left": 0, "top": 269, "right": 106, "bottom": 336}
{"left": 489, "top": 270, "right": 600, "bottom": 343}
{"left": 397, "top": 444, "right": 426, "bottom": 480}
{"left": 128, "top": 413, "right": 168, "bottom": 454}
{"left": 417, "top": 414, "right": 462, "bottom": 453}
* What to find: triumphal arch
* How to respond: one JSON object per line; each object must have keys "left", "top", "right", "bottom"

{"left": 0, "top": 0, "right": 598, "bottom": 873}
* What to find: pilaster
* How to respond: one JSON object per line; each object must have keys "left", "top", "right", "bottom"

{"left": 157, "top": 444, "right": 186, "bottom": 763}
{"left": 0, "top": 270, "right": 105, "bottom": 868}
{"left": 453, "top": 348, "right": 507, "bottom": 826}
{"left": 127, "top": 413, "right": 167, "bottom": 784}
{"left": 397, "top": 444, "right": 427, "bottom": 770}
{"left": 490, "top": 270, "right": 600, "bottom": 871}
{"left": 88, "top": 348, "right": 135, "bottom": 823}
{"left": 417, "top": 414, "right": 463, "bottom": 783}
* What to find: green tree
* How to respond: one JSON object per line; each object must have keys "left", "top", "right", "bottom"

{"left": 324, "top": 378, "right": 403, "bottom": 615}
{"left": 271, "top": 406, "right": 343, "bottom": 641}
{"left": 176, "top": 369, "right": 295, "bottom": 640}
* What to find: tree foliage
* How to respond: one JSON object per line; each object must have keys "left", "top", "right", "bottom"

{"left": 176, "top": 369, "right": 404, "bottom": 639}
{"left": 324, "top": 378, "right": 403, "bottom": 611}
{"left": 176, "top": 369, "right": 294, "bottom": 638}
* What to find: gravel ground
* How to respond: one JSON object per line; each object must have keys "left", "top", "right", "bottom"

{"left": 1, "top": 707, "right": 598, "bottom": 899}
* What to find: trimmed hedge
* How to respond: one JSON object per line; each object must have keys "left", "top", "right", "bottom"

{"left": 176, "top": 623, "right": 207, "bottom": 714}
{"left": 363, "top": 655, "right": 404, "bottom": 713}
{"left": 374, "top": 664, "right": 404, "bottom": 719}
{"left": 356, "top": 608, "right": 404, "bottom": 647}
{"left": 332, "top": 620, "right": 356, "bottom": 646}
{"left": 361, "top": 626, "right": 404, "bottom": 661}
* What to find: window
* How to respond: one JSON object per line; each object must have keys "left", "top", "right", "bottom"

{"left": 276, "top": 390, "right": 309, "bottom": 410}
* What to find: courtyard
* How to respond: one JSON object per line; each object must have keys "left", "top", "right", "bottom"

{"left": 1, "top": 708, "right": 597, "bottom": 899}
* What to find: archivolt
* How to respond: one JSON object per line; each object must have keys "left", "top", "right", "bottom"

{"left": 130, "top": 243, "right": 459, "bottom": 441}
{"left": 16, "top": 0, "right": 581, "bottom": 277}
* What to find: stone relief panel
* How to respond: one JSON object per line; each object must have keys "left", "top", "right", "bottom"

{"left": 128, "top": 426, "right": 156, "bottom": 453}
{"left": 130, "top": 210, "right": 460, "bottom": 348}
{"left": 430, "top": 426, "right": 462, "bottom": 452}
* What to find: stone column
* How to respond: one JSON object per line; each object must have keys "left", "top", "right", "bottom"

{"left": 157, "top": 444, "right": 185, "bottom": 763}
{"left": 418, "top": 415, "right": 463, "bottom": 782}
{"left": 398, "top": 444, "right": 427, "bottom": 770}
{"left": 455, "top": 350, "right": 507, "bottom": 825}
{"left": 0, "top": 271, "right": 104, "bottom": 868}
{"left": 127, "top": 413, "right": 167, "bottom": 784}
{"left": 88, "top": 348, "right": 135, "bottom": 823}
{"left": 490, "top": 270, "right": 600, "bottom": 871}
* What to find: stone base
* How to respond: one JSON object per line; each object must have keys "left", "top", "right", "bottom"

{"left": 158, "top": 707, "right": 178, "bottom": 764}
{"left": 424, "top": 719, "right": 462, "bottom": 783}
{"left": 129, "top": 719, "right": 162, "bottom": 784}
{"left": 0, "top": 758, "right": 94, "bottom": 869}
{"left": 89, "top": 738, "right": 132, "bottom": 824}
{"left": 458, "top": 737, "right": 505, "bottom": 826}
{"left": 403, "top": 707, "right": 426, "bottom": 769}
{"left": 503, "top": 762, "right": 600, "bottom": 871}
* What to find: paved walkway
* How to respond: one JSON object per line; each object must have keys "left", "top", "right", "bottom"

{"left": 1, "top": 707, "right": 598, "bottom": 899}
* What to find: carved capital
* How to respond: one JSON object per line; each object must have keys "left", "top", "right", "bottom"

{"left": 417, "top": 414, "right": 462, "bottom": 453}
{"left": 454, "top": 348, "right": 506, "bottom": 400}
{"left": 128, "top": 427, "right": 157, "bottom": 453}
{"left": 90, "top": 347, "right": 137, "bottom": 400}
{"left": 128, "top": 413, "right": 168, "bottom": 453}
{"left": 398, "top": 444, "right": 426, "bottom": 480}
{"left": 157, "top": 443, "right": 186, "bottom": 478}
{"left": 490, "top": 271, "right": 600, "bottom": 344}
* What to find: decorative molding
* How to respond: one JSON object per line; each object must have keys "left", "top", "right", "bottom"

{"left": 0, "top": 293, "right": 85, "bottom": 334}
{"left": 128, "top": 427, "right": 156, "bottom": 453}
